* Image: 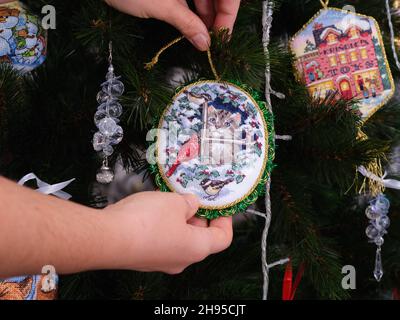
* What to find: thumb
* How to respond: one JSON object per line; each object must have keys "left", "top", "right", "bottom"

{"left": 160, "top": 2, "right": 210, "bottom": 51}
{"left": 181, "top": 194, "right": 200, "bottom": 219}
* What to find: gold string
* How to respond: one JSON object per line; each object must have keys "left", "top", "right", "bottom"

{"left": 357, "top": 158, "right": 385, "bottom": 197}
{"left": 319, "top": 0, "right": 329, "bottom": 9}
{"left": 207, "top": 48, "right": 221, "bottom": 81}
{"left": 144, "top": 36, "right": 184, "bottom": 70}
{"left": 144, "top": 35, "right": 221, "bottom": 81}
{"left": 356, "top": 129, "right": 385, "bottom": 196}
{"left": 357, "top": 128, "right": 368, "bottom": 141}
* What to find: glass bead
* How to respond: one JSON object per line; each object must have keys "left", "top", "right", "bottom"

{"left": 365, "top": 206, "right": 380, "bottom": 220}
{"left": 365, "top": 224, "right": 379, "bottom": 239}
{"left": 96, "top": 165, "right": 114, "bottom": 184}
{"left": 371, "top": 194, "right": 390, "bottom": 212}
{"left": 98, "top": 117, "right": 118, "bottom": 136}
{"left": 103, "top": 144, "right": 114, "bottom": 156}
{"left": 102, "top": 79, "right": 125, "bottom": 97}
{"left": 99, "top": 100, "right": 123, "bottom": 118}
{"left": 93, "top": 132, "right": 108, "bottom": 151}
{"left": 109, "top": 126, "right": 124, "bottom": 145}
{"left": 374, "top": 236, "right": 384, "bottom": 246}
{"left": 94, "top": 110, "right": 108, "bottom": 125}
{"left": 377, "top": 215, "right": 390, "bottom": 230}
{"left": 97, "top": 90, "right": 112, "bottom": 104}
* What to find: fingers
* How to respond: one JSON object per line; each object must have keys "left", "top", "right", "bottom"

{"left": 129, "top": 192, "right": 199, "bottom": 220}
{"left": 207, "top": 216, "right": 233, "bottom": 253}
{"left": 213, "top": 0, "right": 241, "bottom": 33}
{"left": 181, "top": 194, "right": 200, "bottom": 219}
{"left": 190, "top": 216, "right": 233, "bottom": 259}
{"left": 159, "top": 1, "right": 210, "bottom": 51}
{"left": 188, "top": 216, "right": 208, "bottom": 227}
{"left": 194, "top": 0, "right": 216, "bottom": 29}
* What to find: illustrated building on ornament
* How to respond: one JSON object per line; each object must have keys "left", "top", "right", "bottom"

{"left": 295, "top": 19, "right": 383, "bottom": 100}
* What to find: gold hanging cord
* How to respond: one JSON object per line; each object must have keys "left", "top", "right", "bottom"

{"left": 357, "top": 129, "right": 385, "bottom": 197}
{"left": 320, "top": 0, "right": 330, "bottom": 9}
{"left": 144, "top": 35, "right": 221, "bottom": 81}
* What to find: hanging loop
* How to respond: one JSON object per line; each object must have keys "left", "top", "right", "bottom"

{"left": 319, "top": 0, "right": 329, "bottom": 9}
{"left": 144, "top": 36, "right": 184, "bottom": 70}
{"left": 206, "top": 49, "right": 220, "bottom": 81}
{"left": 144, "top": 35, "right": 221, "bottom": 81}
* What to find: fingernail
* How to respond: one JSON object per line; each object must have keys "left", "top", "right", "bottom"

{"left": 182, "top": 193, "right": 200, "bottom": 210}
{"left": 189, "top": 33, "right": 210, "bottom": 51}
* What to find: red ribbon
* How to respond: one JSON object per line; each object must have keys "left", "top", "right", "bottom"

{"left": 282, "top": 259, "right": 305, "bottom": 300}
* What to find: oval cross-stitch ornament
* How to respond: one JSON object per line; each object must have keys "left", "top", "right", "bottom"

{"left": 290, "top": 6, "right": 395, "bottom": 121}
{"left": 151, "top": 80, "right": 275, "bottom": 219}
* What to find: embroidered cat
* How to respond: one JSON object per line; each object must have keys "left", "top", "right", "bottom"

{"left": 204, "top": 104, "right": 243, "bottom": 165}
{"left": 207, "top": 106, "right": 242, "bottom": 131}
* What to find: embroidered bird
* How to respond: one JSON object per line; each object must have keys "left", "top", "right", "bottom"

{"left": 186, "top": 92, "right": 212, "bottom": 106}
{"left": 166, "top": 134, "right": 199, "bottom": 177}
{"left": 200, "top": 177, "right": 234, "bottom": 200}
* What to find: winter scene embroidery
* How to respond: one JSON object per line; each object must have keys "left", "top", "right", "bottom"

{"left": 0, "top": 2, "right": 47, "bottom": 72}
{"left": 291, "top": 8, "right": 395, "bottom": 119}
{"left": 157, "top": 81, "right": 268, "bottom": 209}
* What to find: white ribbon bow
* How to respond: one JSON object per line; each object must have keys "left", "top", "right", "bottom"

{"left": 18, "top": 173, "right": 75, "bottom": 200}
{"left": 358, "top": 166, "right": 400, "bottom": 190}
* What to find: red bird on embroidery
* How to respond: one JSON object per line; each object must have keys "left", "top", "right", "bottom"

{"left": 166, "top": 134, "right": 199, "bottom": 178}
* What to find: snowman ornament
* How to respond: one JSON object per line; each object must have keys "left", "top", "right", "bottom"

{"left": 0, "top": 1, "right": 47, "bottom": 72}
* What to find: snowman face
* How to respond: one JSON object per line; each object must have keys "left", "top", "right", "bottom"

{"left": 0, "top": 15, "right": 18, "bottom": 29}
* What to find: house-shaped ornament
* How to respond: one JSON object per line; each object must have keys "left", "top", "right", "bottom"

{"left": 290, "top": 8, "right": 395, "bottom": 120}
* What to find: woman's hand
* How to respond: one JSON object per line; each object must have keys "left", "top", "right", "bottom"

{"left": 0, "top": 177, "right": 232, "bottom": 277}
{"left": 101, "top": 192, "right": 233, "bottom": 274}
{"left": 105, "top": 0, "right": 241, "bottom": 51}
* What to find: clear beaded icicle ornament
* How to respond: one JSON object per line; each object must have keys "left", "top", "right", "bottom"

{"left": 365, "top": 193, "right": 391, "bottom": 282}
{"left": 359, "top": 159, "right": 392, "bottom": 282}
{"left": 93, "top": 41, "right": 125, "bottom": 184}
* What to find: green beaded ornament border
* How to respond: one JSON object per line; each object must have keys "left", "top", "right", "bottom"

{"left": 149, "top": 80, "right": 276, "bottom": 220}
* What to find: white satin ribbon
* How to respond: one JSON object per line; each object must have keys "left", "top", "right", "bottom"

{"left": 18, "top": 173, "right": 75, "bottom": 200}
{"left": 358, "top": 166, "right": 400, "bottom": 190}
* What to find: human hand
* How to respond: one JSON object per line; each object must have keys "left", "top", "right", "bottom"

{"left": 0, "top": 177, "right": 232, "bottom": 278}
{"left": 101, "top": 191, "right": 233, "bottom": 274}
{"left": 105, "top": 0, "right": 241, "bottom": 51}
